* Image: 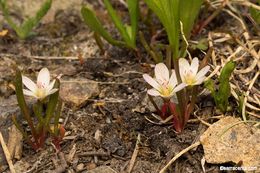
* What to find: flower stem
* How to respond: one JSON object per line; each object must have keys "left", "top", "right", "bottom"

{"left": 148, "top": 95, "right": 161, "bottom": 114}
{"left": 185, "top": 86, "right": 198, "bottom": 124}
{"left": 173, "top": 58, "right": 186, "bottom": 126}
{"left": 15, "top": 68, "right": 38, "bottom": 146}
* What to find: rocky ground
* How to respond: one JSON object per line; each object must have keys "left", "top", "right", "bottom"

{"left": 0, "top": 0, "right": 259, "bottom": 173}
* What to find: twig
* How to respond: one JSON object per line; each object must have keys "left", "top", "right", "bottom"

{"left": 51, "top": 152, "right": 67, "bottom": 173}
{"left": 78, "top": 151, "right": 110, "bottom": 157}
{"left": 61, "top": 80, "right": 129, "bottom": 85}
{"left": 194, "top": 116, "right": 211, "bottom": 127}
{"left": 242, "top": 71, "right": 259, "bottom": 121}
{"left": 127, "top": 134, "right": 141, "bottom": 173}
{"left": 159, "top": 141, "right": 201, "bottom": 173}
{"left": 0, "top": 132, "right": 16, "bottom": 173}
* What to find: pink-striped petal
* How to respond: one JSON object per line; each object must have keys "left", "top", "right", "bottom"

{"left": 23, "top": 89, "right": 37, "bottom": 98}
{"left": 173, "top": 83, "right": 187, "bottom": 93}
{"left": 147, "top": 89, "right": 160, "bottom": 96}
{"left": 37, "top": 68, "right": 50, "bottom": 88}
{"left": 179, "top": 58, "right": 190, "bottom": 81}
{"left": 191, "top": 57, "right": 199, "bottom": 74}
{"left": 169, "top": 70, "right": 178, "bottom": 88}
{"left": 154, "top": 63, "right": 169, "bottom": 84}
{"left": 22, "top": 76, "right": 37, "bottom": 93}
{"left": 46, "top": 80, "right": 56, "bottom": 93}
{"left": 47, "top": 88, "right": 58, "bottom": 96}
{"left": 196, "top": 66, "right": 210, "bottom": 80}
{"left": 143, "top": 74, "right": 160, "bottom": 90}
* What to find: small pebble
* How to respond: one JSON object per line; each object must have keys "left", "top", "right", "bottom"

{"left": 76, "top": 163, "right": 84, "bottom": 171}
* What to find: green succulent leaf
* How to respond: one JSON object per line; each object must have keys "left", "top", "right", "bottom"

{"left": 205, "top": 61, "right": 235, "bottom": 113}
{"left": 179, "top": 0, "right": 202, "bottom": 39}
{"left": 14, "top": 68, "right": 39, "bottom": 140}
{"left": 249, "top": 0, "right": 260, "bottom": 24}
{"left": 204, "top": 79, "right": 216, "bottom": 98}
{"left": 104, "top": 0, "right": 130, "bottom": 43}
{"left": 14, "top": 69, "right": 32, "bottom": 127}
{"left": 127, "top": 0, "right": 139, "bottom": 48}
{"left": 81, "top": 6, "right": 124, "bottom": 47}
{"left": 44, "top": 79, "right": 60, "bottom": 127}
{"left": 19, "top": 0, "right": 52, "bottom": 39}
{"left": 144, "top": 0, "right": 180, "bottom": 59}
{"left": 53, "top": 99, "right": 62, "bottom": 136}
{"left": 216, "top": 60, "right": 235, "bottom": 112}
{"left": 219, "top": 60, "right": 236, "bottom": 83}
{"left": 0, "top": 0, "right": 52, "bottom": 39}
{"left": 0, "top": 0, "right": 19, "bottom": 32}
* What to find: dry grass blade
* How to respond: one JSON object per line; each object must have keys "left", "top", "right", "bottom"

{"left": 0, "top": 132, "right": 16, "bottom": 173}
{"left": 159, "top": 141, "right": 201, "bottom": 173}
{"left": 127, "top": 133, "right": 141, "bottom": 173}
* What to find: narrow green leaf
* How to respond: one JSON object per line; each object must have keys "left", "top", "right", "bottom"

{"left": 0, "top": 0, "right": 52, "bottom": 39}
{"left": 19, "top": 0, "right": 52, "bottom": 39}
{"left": 216, "top": 60, "right": 235, "bottom": 112}
{"left": 204, "top": 79, "right": 216, "bottom": 98}
{"left": 144, "top": 0, "right": 180, "bottom": 59}
{"left": 0, "top": 0, "right": 20, "bottom": 33}
{"left": 53, "top": 99, "right": 62, "bottom": 136}
{"left": 139, "top": 31, "right": 161, "bottom": 63}
{"left": 14, "top": 68, "right": 37, "bottom": 138}
{"left": 127, "top": 0, "right": 139, "bottom": 48}
{"left": 103, "top": 0, "right": 131, "bottom": 46}
{"left": 33, "top": 101, "right": 44, "bottom": 125}
{"left": 81, "top": 6, "right": 124, "bottom": 47}
{"left": 250, "top": 0, "right": 260, "bottom": 24}
{"left": 179, "top": 0, "right": 202, "bottom": 39}
{"left": 44, "top": 79, "right": 60, "bottom": 127}
{"left": 12, "top": 115, "right": 29, "bottom": 139}
{"left": 219, "top": 61, "right": 235, "bottom": 83}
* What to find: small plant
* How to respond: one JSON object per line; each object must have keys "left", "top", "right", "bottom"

{"left": 81, "top": 0, "right": 139, "bottom": 50}
{"left": 141, "top": 0, "right": 213, "bottom": 133}
{"left": 0, "top": 0, "right": 52, "bottom": 39}
{"left": 142, "top": 0, "right": 203, "bottom": 63}
{"left": 205, "top": 60, "right": 235, "bottom": 113}
{"left": 143, "top": 58, "right": 210, "bottom": 133}
{"left": 13, "top": 67, "right": 64, "bottom": 151}
{"left": 249, "top": 0, "right": 260, "bottom": 25}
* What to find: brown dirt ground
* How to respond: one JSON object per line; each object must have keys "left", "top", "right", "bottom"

{"left": 0, "top": 1, "right": 259, "bottom": 173}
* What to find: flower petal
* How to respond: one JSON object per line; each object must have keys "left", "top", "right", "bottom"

{"left": 191, "top": 57, "right": 199, "bottom": 74}
{"left": 46, "top": 80, "right": 56, "bottom": 93}
{"left": 154, "top": 63, "right": 169, "bottom": 84}
{"left": 47, "top": 88, "right": 58, "bottom": 96}
{"left": 143, "top": 74, "right": 160, "bottom": 90}
{"left": 196, "top": 66, "right": 210, "bottom": 80}
{"left": 169, "top": 70, "right": 178, "bottom": 88}
{"left": 22, "top": 76, "right": 37, "bottom": 92}
{"left": 179, "top": 58, "right": 190, "bottom": 81}
{"left": 23, "top": 89, "right": 37, "bottom": 98}
{"left": 194, "top": 77, "right": 206, "bottom": 85}
{"left": 37, "top": 68, "right": 50, "bottom": 87}
{"left": 173, "top": 83, "right": 187, "bottom": 93}
{"left": 147, "top": 89, "right": 160, "bottom": 96}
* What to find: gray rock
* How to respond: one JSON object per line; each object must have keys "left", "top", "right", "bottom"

{"left": 60, "top": 79, "right": 100, "bottom": 107}
{"left": 200, "top": 116, "right": 260, "bottom": 172}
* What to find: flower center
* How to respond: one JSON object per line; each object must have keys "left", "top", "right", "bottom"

{"left": 159, "top": 84, "right": 173, "bottom": 97}
{"left": 37, "top": 82, "right": 46, "bottom": 89}
{"left": 35, "top": 88, "right": 46, "bottom": 99}
{"left": 183, "top": 71, "right": 196, "bottom": 85}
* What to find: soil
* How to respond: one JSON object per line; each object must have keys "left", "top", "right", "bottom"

{"left": 0, "top": 1, "right": 259, "bottom": 173}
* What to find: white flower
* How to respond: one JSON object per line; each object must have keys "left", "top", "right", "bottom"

{"left": 179, "top": 57, "right": 210, "bottom": 86}
{"left": 22, "top": 68, "right": 58, "bottom": 100}
{"left": 143, "top": 63, "right": 186, "bottom": 99}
